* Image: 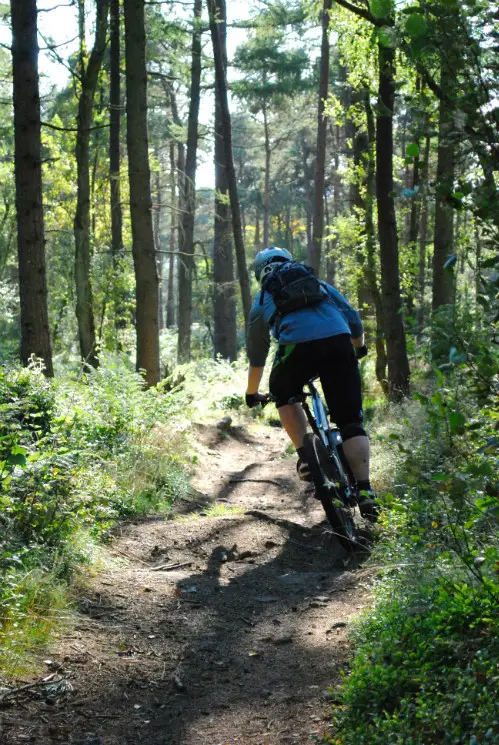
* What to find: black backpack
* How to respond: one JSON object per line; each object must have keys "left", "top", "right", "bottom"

{"left": 259, "top": 261, "right": 326, "bottom": 324}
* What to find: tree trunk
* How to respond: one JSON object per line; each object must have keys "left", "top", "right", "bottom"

{"left": 11, "top": 0, "right": 53, "bottom": 376}
{"left": 212, "top": 0, "right": 237, "bottom": 361}
{"left": 254, "top": 212, "right": 261, "bottom": 253}
{"left": 165, "top": 85, "right": 186, "bottom": 329}
{"left": 364, "top": 93, "right": 387, "bottom": 393}
{"left": 74, "top": 0, "right": 109, "bottom": 368}
{"left": 166, "top": 141, "right": 176, "bottom": 329}
{"left": 177, "top": 0, "right": 202, "bottom": 362}
{"left": 432, "top": 65, "right": 456, "bottom": 311}
{"left": 153, "top": 169, "right": 164, "bottom": 330}
{"left": 207, "top": 0, "right": 252, "bottom": 324}
{"left": 110, "top": 0, "right": 123, "bottom": 260}
{"left": 376, "top": 43, "right": 410, "bottom": 399}
{"left": 416, "top": 131, "right": 431, "bottom": 337}
{"left": 262, "top": 101, "right": 271, "bottom": 248}
{"left": 309, "top": 0, "right": 332, "bottom": 273}
{"left": 124, "top": 0, "right": 160, "bottom": 386}
{"left": 109, "top": 0, "right": 125, "bottom": 341}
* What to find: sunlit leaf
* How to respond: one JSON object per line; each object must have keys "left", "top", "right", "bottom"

{"left": 371, "top": 0, "right": 392, "bottom": 18}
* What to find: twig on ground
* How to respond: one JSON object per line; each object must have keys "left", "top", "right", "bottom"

{"left": 230, "top": 478, "right": 283, "bottom": 488}
{"left": 239, "top": 616, "right": 255, "bottom": 627}
{"left": 0, "top": 673, "right": 57, "bottom": 703}
{"left": 150, "top": 561, "right": 192, "bottom": 572}
{"left": 109, "top": 549, "right": 149, "bottom": 565}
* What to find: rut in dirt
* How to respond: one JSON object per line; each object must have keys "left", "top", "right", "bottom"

{"left": 0, "top": 421, "right": 373, "bottom": 745}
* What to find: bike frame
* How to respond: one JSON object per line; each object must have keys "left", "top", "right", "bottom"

{"left": 298, "top": 379, "right": 355, "bottom": 504}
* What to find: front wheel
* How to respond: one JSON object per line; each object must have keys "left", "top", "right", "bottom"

{"left": 302, "top": 432, "right": 357, "bottom": 551}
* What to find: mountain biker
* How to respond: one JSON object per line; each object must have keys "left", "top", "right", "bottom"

{"left": 245, "top": 246, "right": 378, "bottom": 520}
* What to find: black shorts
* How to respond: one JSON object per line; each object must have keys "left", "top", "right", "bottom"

{"left": 269, "top": 334, "right": 363, "bottom": 429}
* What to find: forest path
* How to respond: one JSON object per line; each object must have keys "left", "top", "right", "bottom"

{"left": 2, "top": 421, "right": 372, "bottom": 745}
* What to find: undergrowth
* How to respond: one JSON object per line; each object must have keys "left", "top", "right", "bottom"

{"left": 323, "top": 305, "right": 499, "bottom": 745}
{"left": 0, "top": 352, "right": 250, "bottom": 675}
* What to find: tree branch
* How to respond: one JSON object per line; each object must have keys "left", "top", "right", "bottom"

{"left": 41, "top": 121, "right": 110, "bottom": 132}
{"left": 333, "top": 0, "right": 392, "bottom": 27}
{"left": 39, "top": 34, "right": 79, "bottom": 51}
{"left": 38, "top": 2, "right": 77, "bottom": 12}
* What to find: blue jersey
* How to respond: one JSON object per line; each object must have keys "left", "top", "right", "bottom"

{"left": 246, "top": 282, "right": 363, "bottom": 367}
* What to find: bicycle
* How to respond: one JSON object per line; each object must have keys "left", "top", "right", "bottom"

{"left": 266, "top": 375, "right": 370, "bottom": 552}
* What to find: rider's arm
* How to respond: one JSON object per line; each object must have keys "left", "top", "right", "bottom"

{"left": 246, "top": 305, "right": 270, "bottom": 370}
{"left": 246, "top": 365, "right": 264, "bottom": 395}
{"left": 351, "top": 334, "right": 365, "bottom": 348}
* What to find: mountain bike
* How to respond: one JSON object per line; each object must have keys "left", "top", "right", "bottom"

{"left": 267, "top": 377, "right": 368, "bottom": 551}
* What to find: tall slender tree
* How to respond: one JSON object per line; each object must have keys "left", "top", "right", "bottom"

{"left": 177, "top": 0, "right": 202, "bottom": 362}
{"left": 109, "top": 0, "right": 123, "bottom": 260}
{"left": 432, "top": 65, "right": 455, "bottom": 311}
{"left": 124, "top": 0, "right": 160, "bottom": 385}
{"left": 166, "top": 140, "right": 176, "bottom": 329}
{"left": 376, "top": 42, "right": 410, "bottom": 398}
{"left": 207, "top": 0, "right": 252, "bottom": 324}
{"left": 10, "top": 0, "right": 53, "bottom": 376}
{"left": 213, "top": 0, "right": 237, "bottom": 361}
{"left": 309, "top": 0, "right": 332, "bottom": 273}
{"left": 74, "top": 0, "right": 109, "bottom": 368}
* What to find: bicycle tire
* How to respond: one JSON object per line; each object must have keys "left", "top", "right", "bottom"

{"left": 302, "top": 432, "right": 357, "bottom": 550}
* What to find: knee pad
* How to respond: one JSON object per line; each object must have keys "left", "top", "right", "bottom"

{"left": 340, "top": 422, "right": 367, "bottom": 442}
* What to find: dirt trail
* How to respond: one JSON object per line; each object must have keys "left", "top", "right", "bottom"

{"left": 1, "top": 421, "right": 373, "bottom": 745}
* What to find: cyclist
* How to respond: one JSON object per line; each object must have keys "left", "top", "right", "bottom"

{"left": 245, "top": 247, "right": 378, "bottom": 520}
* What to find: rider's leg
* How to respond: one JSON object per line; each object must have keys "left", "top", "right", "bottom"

{"left": 269, "top": 343, "right": 315, "bottom": 482}
{"left": 319, "top": 335, "right": 378, "bottom": 519}
{"left": 278, "top": 402, "right": 308, "bottom": 449}
{"left": 341, "top": 428, "right": 370, "bottom": 482}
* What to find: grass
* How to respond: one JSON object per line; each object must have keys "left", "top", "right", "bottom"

{"left": 201, "top": 503, "right": 245, "bottom": 518}
{"left": 0, "top": 569, "right": 70, "bottom": 679}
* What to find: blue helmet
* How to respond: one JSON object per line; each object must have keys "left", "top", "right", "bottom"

{"left": 254, "top": 247, "right": 292, "bottom": 282}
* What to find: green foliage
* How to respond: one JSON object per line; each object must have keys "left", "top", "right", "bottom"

{"left": 328, "top": 302, "right": 498, "bottom": 744}
{"left": 370, "top": 0, "right": 392, "bottom": 20}
{"left": 0, "top": 357, "right": 195, "bottom": 671}
{"left": 329, "top": 579, "right": 498, "bottom": 745}
{"left": 404, "top": 13, "right": 428, "bottom": 39}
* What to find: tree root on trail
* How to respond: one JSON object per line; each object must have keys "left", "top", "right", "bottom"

{"left": 244, "top": 509, "right": 311, "bottom": 533}
{"left": 229, "top": 478, "right": 284, "bottom": 488}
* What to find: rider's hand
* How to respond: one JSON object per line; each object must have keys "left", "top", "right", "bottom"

{"left": 245, "top": 392, "right": 268, "bottom": 408}
{"left": 355, "top": 345, "right": 368, "bottom": 360}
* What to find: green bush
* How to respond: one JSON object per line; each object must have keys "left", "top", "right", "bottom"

{"left": 0, "top": 356, "right": 196, "bottom": 672}
{"left": 329, "top": 578, "right": 498, "bottom": 745}
{"left": 327, "top": 306, "right": 499, "bottom": 745}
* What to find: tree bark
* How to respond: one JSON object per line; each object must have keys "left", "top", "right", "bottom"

{"left": 11, "top": 0, "right": 53, "bottom": 376}
{"left": 364, "top": 93, "right": 387, "bottom": 393}
{"left": 165, "top": 84, "right": 185, "bottom": 329}
{"left": 207, "top": 0, "right": 252, "bottom": 324}
{"left": 254, "top": 212, "right": 261, "bottom": 253}
{"left": 416, "top": 131, "right": 431, "bottom": 337}
{"left": 166, "top": 141, "right": 176, "bottom": 329}
{"left": 153, "top": 169, "right": 164, "bottom": 330}
{"left": 110, "top": 0, "right": 123, "bottom": 260}
{"left": 376, "top": 43, "right": 410, "bottom": 399}
{"left": 432, "top": 65, "right": 455, "bottom": 311}
{"left": 124, "top": 0, "right": 160, "bottom": 385}
{"left": 177, "top": 0, "right": 202, "bottom": 362}
{"left": 262, "top": 101, "right": 271, "bottom": 248}
{"left": 74, "top": 0, "right": 109, "bottom": 368}
{"left": 212, "top": 0, "right": 237, "bottom": 361}
{"left": 309, "top": 0, "right": 332, "bottom": 273}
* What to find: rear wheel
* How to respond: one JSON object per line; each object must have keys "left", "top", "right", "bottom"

{"left": 302, "top": 432, "right": 357, "bottom": 550}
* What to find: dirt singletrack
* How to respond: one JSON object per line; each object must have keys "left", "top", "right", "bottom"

{"left": 0, "top": 420, "right": 373, "bottom": 745}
